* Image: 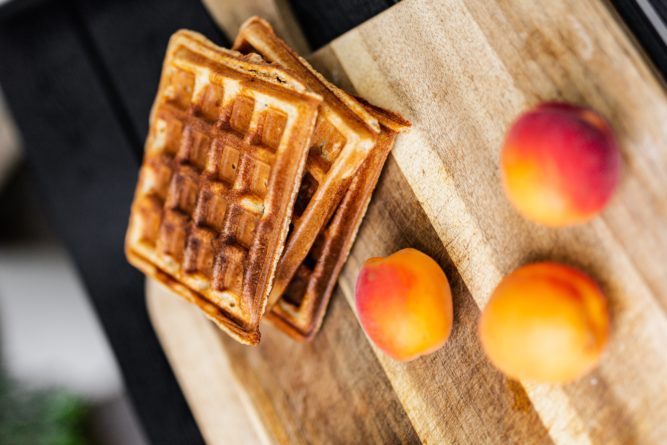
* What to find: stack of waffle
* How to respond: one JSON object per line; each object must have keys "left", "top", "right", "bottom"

{"left": 126, "top": 17, "right": 410, "bottom": 345}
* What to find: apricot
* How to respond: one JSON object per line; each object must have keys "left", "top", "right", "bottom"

{"left": 355, "top": 248, "right": 453, "bottom": 361}
{"left": 479, "top": 262, "right": 609, "bottom": 383}
{"left": 501, "top": 102, "right": 620, "bottom": 226}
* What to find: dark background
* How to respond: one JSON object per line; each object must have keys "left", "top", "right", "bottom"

{"left": 0, "top": 0, "right": 665, "bottom": 443}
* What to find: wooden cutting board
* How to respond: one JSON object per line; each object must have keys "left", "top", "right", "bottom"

{"left": 147, "top": 0, "right": 667, "bottom": 443}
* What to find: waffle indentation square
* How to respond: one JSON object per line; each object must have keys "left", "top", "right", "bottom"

{"left": 312, "top": 118, "right": 346, "bottom": 162}
{"left": 283, "top": 264, "right": 312, "bottom": 307}
{"left": 261, "top": 108, "right": 287, "bottom": 150}
{"left": 135, "top": 195, "right": 163, "bottom": 245}
{"left": 225, "top": 205, "right": 259, "bottom": 248}
{"left": 152, "top": 117, "right": 183, "bottom": 155}
{"left": 142, "top": 156, "right": 173, "bottom": 199}
{"left": 183, "top": 226, "right": 217, "bottom": 277}
{"left": 306, "top": 148, "right": 332, "bottom": 176}
{"left": 208, "top": 140, "right": 241, "bottom": 185}
{"left": 156, "top": 209, "right": 189, "bottom": 262}
{"left": 195, "top": 82, "right": 224, "bottom": 122}
{"left": 177, "top": 127, "right": 211, "bottom": 171}
{"left": 165, "top": 69, "right": 194, "bottom": 109}
{"left": 193, "top": 181, "right": 228, "bottom": 231}
{"left": 165, "top": 167, "right": 199, "bottom": 214}
{"left": 230, "top": 95, "right": 255, "bottom": 134}
{"left": 239, "top": 154, "right": 271, "bottom": 198}
{"left": 213, "top": 244, "right": 247, "bottom": 294}
{"left": 293, "top": 172, "right": 319, "bottom": 218}
{"left": 126, "top": 30, "right": 324, "bottom": 344}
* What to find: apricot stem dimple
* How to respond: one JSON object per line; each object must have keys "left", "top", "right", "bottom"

{"left": 579, "top": 109, "right": 609, "bottom": 134}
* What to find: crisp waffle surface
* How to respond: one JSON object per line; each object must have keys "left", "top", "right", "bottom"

{"left": 270, "top": 101, "right": 411, "bottom": 340}
{"left": 234, "top": 17, "right": 382, "bottom": 312}
{"left": 235, "top": 17, "right": 411, "bottom": 340}
{"left": 125, "top": 30, "right": 321, "bottom": 345}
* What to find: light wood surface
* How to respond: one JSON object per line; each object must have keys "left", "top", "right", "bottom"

{"left": 147, "top": 279, "right": 270, "bottom": 445}
{"left": 148, "top": 0, "right": 667, "bottom": 443}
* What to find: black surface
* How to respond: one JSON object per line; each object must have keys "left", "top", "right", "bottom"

{"left": 73, "top": 0, "right": 228, "bottom": 146}
{"left": 0, "top": 1, "right": 211, "bottom": 444}
{"left": 286, "top": 0, "right": 667, "bottom": 80}
{"left": 0, "top": 0, "right": 665, "bottom": 443}
{"left": 610, "top": 0, "right": 667, "bottom": 82}
{"left": 0, "top": 0, "right": 51, "bottom": 21}
{"left": 0, "top": 166, "right": 55, "bottom": 243}
{"left": 652, "top": 0, "right": 667, "bottom": 24}
{"left": 288, "top": 0, "right": 399, "bottom": 49}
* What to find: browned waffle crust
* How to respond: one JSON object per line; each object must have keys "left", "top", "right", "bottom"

{"left": 269, "top": 100, "right": 410, "bottom": 340}
{"left": 234, "top": 18, "right": 411, "bottom": 341}
{"left": 125, "top": 30, "right": 321, "bottom": 345}
{"left": 233, "top": 17, "right": 383, "bottom": 311}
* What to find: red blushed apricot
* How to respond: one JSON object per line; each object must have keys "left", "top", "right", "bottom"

{"left": 501, "top": 102, "right": 620, "bottom": 226}
{"left": 355, "top": 248, "right": 453, "bottom": 361}
{"left": 479, "top": 262, "right": 610, "bottom": 383}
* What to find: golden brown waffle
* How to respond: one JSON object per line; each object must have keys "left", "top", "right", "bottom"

{"left": 268, "top": 101, "right": 411, "bottom": 340}
{"left": 234, "top": 17, "right": 382, "bottom": 312}
{"left": 125, "top": 30, "right": 322, "bottom": 345}
{"left": 234, "top": 17, "right": 411, "bottom": 340}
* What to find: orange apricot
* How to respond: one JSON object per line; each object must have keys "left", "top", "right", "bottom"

{"left": 501, "top": 102, "right": 620, "bottom": 226}
{"left": 479, "top": 262, "right": 610, "bottom": 383}
{"left": 355, "top": 248, "right": 453, "bottom": 361}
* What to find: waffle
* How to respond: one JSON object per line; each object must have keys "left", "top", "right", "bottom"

{"left": 233, "top": 17, "right": 382, "bottom": 312}
{"left": 234, "top": 17, "right": 411, "bottom": 340}
{"left": 268, "top": 100, "right": 410, "bottom": 340}
{"left": 125, "top": 30, "right": 322, "bottom": 345}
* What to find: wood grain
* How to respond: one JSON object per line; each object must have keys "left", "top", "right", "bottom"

{"left": 327, "top": 1, "right": 667, "bottom": 443}
{"left": 149, "top": 0, "right": 667, "bottom": 443}
{"left": 147, "top": 280, "right": 269, "bottom": 445}
{"left": 220, "top": 286, "right": 420, "bottom": 445}
{"left": 334, "top": 156, "right": 553, "bottom": 444}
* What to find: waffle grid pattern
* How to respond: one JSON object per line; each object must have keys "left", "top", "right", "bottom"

{"left": 270, "top": 130, "right": 397, "bottom": 340}
{"left": 232, "top": 20, "right": 383, "bottom": 313}
{"left": 126, "top": 32, "right": 320, "bottom": 343}
{"left": 291, "top": 116, "right": 348, "bottom": 220}
{"left": 230, "top": 18, "right": 415, "bottom": 341}
{"left": 136, "top": 74, "right": 282, "bottom": 311}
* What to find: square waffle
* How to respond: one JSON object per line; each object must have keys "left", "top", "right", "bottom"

{"left": 125, "top": 30, "right": 322, "bottom": 345}
{"left": 234, "top": 18, "right": 411, "bottom": 340}
{"left": 269, "top": 101, "right": 410, "bottom": 340}
{"left": 233, "top": 17, "right": 382, "bottom": 312}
